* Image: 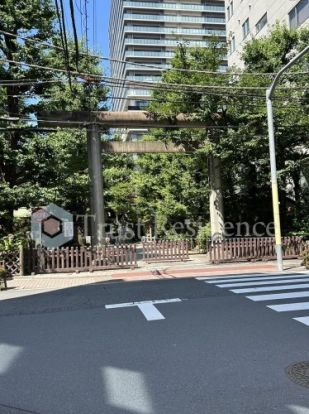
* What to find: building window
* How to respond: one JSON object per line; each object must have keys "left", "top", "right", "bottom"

{"left": 256, "top": 13, "right": 268, "bottom": 34}
{"left": 227, "top": 1, "right": 234, "bottom": 20}
{"left": 229, "top": 36, "right": 236, "bottom": 55}
{"left": 242, "top": 18, "right": 250, "bottom": 39}
{"left": 289, "top": 0, "right": 309, "bottom": 29}
{"left": 136, "top": 100, "right": 148, "bottom": 109}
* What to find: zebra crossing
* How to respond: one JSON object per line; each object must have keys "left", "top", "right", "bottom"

{"left": 197, "top": 272, "right": 309, "bottom": 328}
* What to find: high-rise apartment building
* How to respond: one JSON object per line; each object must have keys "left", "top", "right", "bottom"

{"left": 109, "top": 0, "right": 226, "bottom": 122}
{"left": 225, "top": 0, "right": 309, "bottom": 67}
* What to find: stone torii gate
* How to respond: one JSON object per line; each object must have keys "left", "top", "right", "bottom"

{"left": 40, "top": 111, "right": 224, "bottom": 244}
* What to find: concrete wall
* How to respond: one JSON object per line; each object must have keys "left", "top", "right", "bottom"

{"left": 225, "top": 0, "right": 309, "bottom": 68}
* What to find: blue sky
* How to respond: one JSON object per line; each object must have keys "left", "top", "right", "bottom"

{"left": 63, "top": 0, "right": 111, "bottom": 69}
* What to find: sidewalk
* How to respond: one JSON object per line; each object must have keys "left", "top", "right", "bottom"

{"left": 4, "top": 258, "right": 306, "bottom": 292}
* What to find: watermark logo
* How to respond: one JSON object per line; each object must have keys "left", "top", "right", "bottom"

{"left": 31, "top": 203, "right": 74, "bottom": 248}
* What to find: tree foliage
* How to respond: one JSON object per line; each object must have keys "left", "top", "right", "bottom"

{"left": 134, "top": 26, "right": 309, "bottom": 236}
{"left": 0, "top": 1, "right": 107, "bottom": 236}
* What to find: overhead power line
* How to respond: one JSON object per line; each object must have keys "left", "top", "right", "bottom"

{"left": 1, "top": 90, "right": 306, "bottom": 109}
{"left": 84, "top": 0, "right": 89, "bottom": 55}
{"left": 0, "top": 75, "right": 307, "bottom": 104}
{"left": 1, "top": 57, "right": 308, "bottom": 94}
{"left": 1, "top": 28, "right": 309, "bottom": 78}
{"left": 54, "top": 0, "right": 72, "bottom": 89}
{"left": 103, "top": 75, "right": 309, "bottom": 93}
{"left": 69, "top": 0, "right": 80, "bottom": 70}
{"left": 0, "top": 78, "right": 306, "bottom": 105}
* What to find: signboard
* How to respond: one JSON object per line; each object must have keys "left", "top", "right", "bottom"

{"left": 31, "top": 203, "right": 74, "bottom": 248}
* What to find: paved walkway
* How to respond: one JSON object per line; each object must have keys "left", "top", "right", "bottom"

{"left": 4, "top": 258, "right": 305, "bottom": 292}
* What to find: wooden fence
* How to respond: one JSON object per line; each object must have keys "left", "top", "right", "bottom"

{"left": 1, "top": 236, "right": 308, "bottom": 276}
{"left": 33, "top": 245, "right": 137, "bottom": 273}
{"left": 209, "top": 237, "right": 306, "bottom": 264}
{"left": 0, "top": 249, "right": 21, "bottom": 276}
{"left": 143, "top": 240, "right": 189, "bottom": 263}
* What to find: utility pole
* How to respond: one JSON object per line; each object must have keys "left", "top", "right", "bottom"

{"left": 266, "top": 45, "right": 309, "bottom": 272}
{"left": 87, "top": 123, "right": 105, "bottom": 245}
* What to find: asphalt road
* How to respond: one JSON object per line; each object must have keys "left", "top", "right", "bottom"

{"left": 1, "top": 272, "right": 309, "bottom": 414}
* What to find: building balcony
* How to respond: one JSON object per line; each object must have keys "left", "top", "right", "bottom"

{"left": 127, "top": 75, "right": 162, "bottom": 81}
{"left": 123, "top": 2, "right": 225, "bottom": 13}
{"left": 125, "top": 62, "right": 171, "bottom": 71}
{"left": 124, "top": 38, "right": 216, "bottom": 47}
{"left": 123, "top": 13, "right": 226, "bottom": 25}
{"left": 127, "top": 89, "right": 152, "bottom": 97}
{"left": 124, "top": 25, "right": 226, "bottom": 37}
{"left": 125, "top": 50, "right": 175, "bottom": 58}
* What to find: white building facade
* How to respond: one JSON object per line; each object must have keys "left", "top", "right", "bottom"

{"left": 109, "top": 0, "right": 227, "bottom": 118}
{"left": 225, "top": 0, "right": 309, "bottom": 67}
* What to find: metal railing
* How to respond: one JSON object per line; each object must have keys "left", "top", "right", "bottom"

{"left": 127, "top": 89, "right": 152, "bottom": 96}
{"left": 125, "top": 50, "right": 175, "bottom": 58}
{"left": 123, "top": 2, "right": 225, "bottom": 12}
{"left": 127, "top": 75, "right": 162, "bottom": 81}
{"left": 124, "top": 13, "right": 226, "bottom": 24}
{"left": 125, "top": 63, "right": 171, "bottom": 70}
{"left": 124, "top": 38, "right": 213, "bottom": 47}
{"left": 124, "top": 25, "right": 226, "bottom": 36}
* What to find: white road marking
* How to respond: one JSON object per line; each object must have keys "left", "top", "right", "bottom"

{"left": 105, "top": 298, "right": 181, "bottom": 321}
{"left": 204, "top": 273, "right": 309, "bottom": 330}
{"left": 217, "top": 278, "right": 309, "bottom": 288}
{"left": 105, "top": 298, "right": 181, "bottom": 309}
{"left": 105, "top": 302, "right": 136, "bottom": 309}
{"left": 294, "top": 316, "right": 309, "bottom": 327}
{"left": 196, "top": 273, "right": 265, "bottom": 281}
{"left": 230, "top": 283, "right": 309, "bottom": 294}
{"left": 197, "top": 272, "right": 309, "bottom": 282}
{"left": 267, "top": 302, "right": 309, "bottom": 312}
{"left": 205, "top": 274, "right": 309, "bottom": 284}
{"left": 137, "top": 303, "right": 165, "bottom": 321}
{"left": 246, "top": 291, "right": 309, "bottom": 302}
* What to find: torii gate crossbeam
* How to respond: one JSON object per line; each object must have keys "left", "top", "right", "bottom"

{"left": 40, "top": 111, "right": 209, "bottom": 128}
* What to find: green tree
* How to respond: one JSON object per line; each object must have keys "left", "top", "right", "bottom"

{"left": 230, "top": 25, "right": 309, "bottom": 233}
{"left": 0, "top": 1, "right": 108, "bottom": 237}
{"left": 103, "top": 151, "right": 136, "bottom": 223}
{"left": 0, "top": 0, "right": 56, "bottom": 232}
{"left": 137, "top": 40, "right": 229, "bottom": 237}
{"left": 132, "top": 148, "right": 209, "bottom": 238}
{"left": 139, "top": 26, "right": 309, "bottom": 236}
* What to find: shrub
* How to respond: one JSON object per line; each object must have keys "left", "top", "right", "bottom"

{"left": 196, "top": 224, "right": 212, "bottom": 252}
{"left": 0, "top": 233, "right": 28, "bottom": 253}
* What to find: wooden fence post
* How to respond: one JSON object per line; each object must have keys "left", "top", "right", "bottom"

{"left": 19, "top": 245, "right": 25, "bottom": 276}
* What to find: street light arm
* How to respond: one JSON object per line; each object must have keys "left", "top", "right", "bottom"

{"left": 268, "top": 45, "right": 309, "bottom": 99}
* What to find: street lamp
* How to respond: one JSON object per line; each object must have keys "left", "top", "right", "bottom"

{"left": 266, "top": 45, "right": 309, "bottom": 272}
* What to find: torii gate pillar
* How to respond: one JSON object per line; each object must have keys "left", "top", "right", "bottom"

{"left": 87, "top": 124, "right": 105, "bottom": 245}
{"left": 208, "top": 155, "right": 225, "bottom": 239}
